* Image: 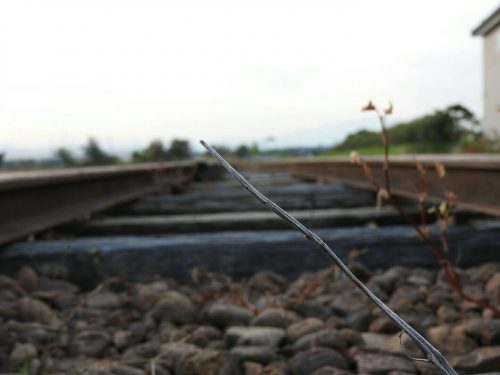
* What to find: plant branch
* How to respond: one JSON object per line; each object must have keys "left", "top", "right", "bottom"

{"left": 358, "top": 102, "right": 500, "bottom": 315}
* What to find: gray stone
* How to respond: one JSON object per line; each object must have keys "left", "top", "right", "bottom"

{"left": 251, "top": 308, "right": 300, "bottom": 328}
{"left": 73, "top": 330, "right": 112, "bottom": 357}
{"left": 133, "top": 281, "right": 168, "bottom": 311}
{"left": 10, "top": 342, "right": 38, "bottom": 365}
{"left": 113, "top": 330, "right": 133, "bottom": 349}
{"left": 369, "top": 317, "right": 399, "bottom": 334}
{"left": 486, "top": 273, "right": 500, "bottom": 306}
{"left": 348, "top": 261, "right": 372, "bottom": 282}
{"left": 452, "top": 346, "right": 500, "bottom": 373}
{"left": 0, "top": 275, "right": 26, "bottom": 300}
{"left": 128, "top": 317, "right": 156, "bottom": 342}
{"left": 388, "top": 285, "right": 425, "bottom": 312}
{"left": 436, "top": 304, "right": 462, "bottom": 323}
{"left": 225, "top": 326, "right": 286, "bottom": 348}
{"left": 205, "top": 303, "right": 253, "bottom": 328}
{"left": 16, "top": 266, "right": 39, "bottom": 292}
{"left": 151, "top": 291, "right": 195, "bottom": 324}
{"left": 352, "top": 350, "right": 416, "bottom": 374}
{"left": 463, "top": 318, "right": 500, "bottom": 345}
{"left": 368, "top": 267, "right": 406, "bottom": 294}
{"left": 122, "top": 342, "right": 160, "bottom": 360}
{"left": 466, "top": 263, "right": 500, "bottom": 283}
{"left": 229, "top": 345, "right": 276, "bottom": 364}
{"left": 426, "top": 325, "right": 450, "bottom": 349}
{"left": 87, "top": 289, "right": 121, "bottom": 309}
{"left": 17, "top": 297, "right": 54, "bottom": 324}
{"left": 310, "top": 366, "right": 354, "bottom": 375}
{"left": 37, "top": 278, "right": 79, "bottom": 293}
{"left": 185, "top": 326, "right": 221, "bottom": 348}
{"left": 292, "top": 328, "right": 347, "bottom": 352}
{"left": 158, "top": 342, "right": 200, "bottom": 369}
{"left": 295, "top": 300, "right": 331, "bottom": 320}
{"left": 287, "top": 318, "right": 325, "bottom": 342}
{"left": 111, "top": 364, "right": 146, "bottom": 375}
{"left": 175, "top": 349, "right": 229, "bottom": 375}
{"left": 339, "top": 328, "right": 364, "bottom": 347}
{"left": 289, "top": 347, "right": 347, "bottom": 375}
{"left": 445, "top": 329, "right": 478, "bottom": 356}
{"left": 29, "top": 358, "right": 42, "bottom": 375}
{"left": 248, "top": 271, "right": 287, "bottom": 294}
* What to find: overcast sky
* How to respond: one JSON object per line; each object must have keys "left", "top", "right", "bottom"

{"left": 0, "top": 0, "right": 498, "bottom": 158}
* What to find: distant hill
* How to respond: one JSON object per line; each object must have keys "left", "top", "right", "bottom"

{"left": 268, "top": 117, "right": 388, "bottom": 149}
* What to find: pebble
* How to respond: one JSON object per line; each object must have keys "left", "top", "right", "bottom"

{"left": 351, "top": 349, "right": 416, "bottom": 374}
{"left": 16, "top": 266, "right": 38, "bottom": 292}
{"left": 310, "top": 366, "right": 354, "bottom": 375}
{"left": 151, "top": 291, "right": 196, "bottom": 324}
{"left": 17, "top": 297, "right": 54, "bottom": 324}
{"left": 73, "top": 330, "right": 112, "bottom": 357}
{"left": 251, "top": 308, "right": 300, "bottom": 328}
{"left": 452, "top": 346, "right": 500, "bottom": 373}
{"left": 292, "top": 328, "right": 347, "bottom": 352}
{"left": 486, "top": 273, "right": 500, "bottom": 306}
{"left": 0, "top": 261, "right": 499, "bottom": 374}
{"left": 205, "top": 303, "right": 253, "bottom": 327}
{"left": 289, "top": 347, "right": 347, "bottom": 375}
{"left": 86, "top": 289, "right": 121, "bottom": 309}
{"left": 175, "top": 349, "right": 228, "bottom": 375}
{"left": 369, "top": 316, "right": 399, "bottom": 333}
{"left": 9, "top": 342, "right": 38, "bottom": 365}
{"left": 229, "top": 345, "right": 277, "bottom": 364}
{"left": 287, "top": 317, "right": 325, "bottom": 342}
{"left": 185, "top": 325, "right": 221, "bottom": 347}
{"left": 111, "top": 364, "right": 146, "bottom": 375}
{"left": 225, "top": 326, "right": 286, "bottom": 347}
{"left": 248, "top": 271, "right": 287, "bottom": 294}
{"left": 122, "top": 341, "right": 160, "bottom": 360}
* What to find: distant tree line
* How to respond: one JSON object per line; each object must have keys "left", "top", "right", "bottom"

{"left": 54, "top": 138, "right": 193, "bottom": 167}
{"left": 333, "top": 104, "right": 480, "bottom": 152}
{"left": 131, "top": 139, "right": 190, "bottom": 163}
{"left": 55, "top": 138, "right": 120, "bottom": 167}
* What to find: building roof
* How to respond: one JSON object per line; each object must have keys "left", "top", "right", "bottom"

{"left": 472, "top": 5, "right": 500, "bottom": 36}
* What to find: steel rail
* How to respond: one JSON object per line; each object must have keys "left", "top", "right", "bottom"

{"left": 250, "top": 155, "right": 500, "bottom": 216}
{"left": 0, "top": 161, "right": 208, "bottom": 247}
{"left": 202, "top": 140, "right": 458, "bottom": 375}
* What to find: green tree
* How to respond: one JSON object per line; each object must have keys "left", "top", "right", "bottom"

{"left": 168, "top": 139, "right": 190, "bottom": 160}
{"left": 0, "top": 152, "right": 4, "bottom": 167}
{"left": 132, "top": 140, "right": 170, "bottom": 163}
{"left": 55, "top": 148, "right": 77, "bottom": 167}
{"left": 333, "top": 104, "right": 478, "bottom": 151}
{"left": 235, "top": 144, "right": 250, "bottom": 158}
{"left": 82, "top": 138, "right": 119, "bottom": 166}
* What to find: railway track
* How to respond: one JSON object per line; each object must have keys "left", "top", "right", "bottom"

{"left": 0, "top": 163, "right": 497, "bottom": 287}
{"left": 1, "top": 158, "right": 500, "bottom": 374}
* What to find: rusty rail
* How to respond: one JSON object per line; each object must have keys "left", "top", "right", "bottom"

{"left": 251, "top": 154, "right": 500, "bottom": 216}
{"left": 0, "top": 161, "right": 205, "bottom": 246}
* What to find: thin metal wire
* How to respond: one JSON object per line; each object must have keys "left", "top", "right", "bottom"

{"left": 398, "top": 331, "right": 431, "bottom": 362}
{"left": 200, "top": 140, "right": 458, "bottom": 375}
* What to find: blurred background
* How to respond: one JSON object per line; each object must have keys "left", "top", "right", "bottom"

{"left": 1, "top": 0, "right": 499, "bottom": 169}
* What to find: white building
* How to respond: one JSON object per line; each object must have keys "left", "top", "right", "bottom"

{"left": 473, "top": 6, "right": 500, "bottom": 135}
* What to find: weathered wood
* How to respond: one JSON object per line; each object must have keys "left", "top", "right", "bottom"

{"left": 109, "top": 182, "right": 377, "bottom": 215}
{"left": 2, "top": 223, "right": 499, "bottom": 289}
{"left": 72, "top": 207, "right": 431, "bottom": 235}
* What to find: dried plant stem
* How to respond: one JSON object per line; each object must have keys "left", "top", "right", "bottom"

{"left": 201, "top": 140, "right": 458, "bottom": 375}
{"left": 379, "top": 114, "right": 391, "bottom": 193}
{"left": 357, "top": 113, "right": 500, "bottom": 315}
